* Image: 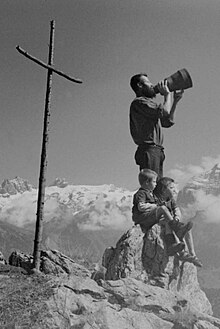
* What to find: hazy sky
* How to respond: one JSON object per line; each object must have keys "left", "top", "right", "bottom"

{"left": 1, "top": 0, "right": 220, "bottom": 190}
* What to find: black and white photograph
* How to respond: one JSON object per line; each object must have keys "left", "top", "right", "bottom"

{"left": 0, "top": 1, "right": 220, "bottom": 327}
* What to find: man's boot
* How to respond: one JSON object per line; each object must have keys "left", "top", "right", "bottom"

{"left": 169, "top": 220, "right": 193, "bottom": 241}
{"left": 164, "top": 234, "right": 185, "bottom": 256}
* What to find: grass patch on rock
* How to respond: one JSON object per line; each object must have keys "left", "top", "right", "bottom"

{"left": 0, "top": 272, "right": 56, "bottom": 328}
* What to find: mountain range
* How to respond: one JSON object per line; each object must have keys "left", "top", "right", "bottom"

{"left": 0, "top": 177, "right": 133, "bottom": 263}
{"left": 0, "top": 165, "right": 220, "bottom": 317}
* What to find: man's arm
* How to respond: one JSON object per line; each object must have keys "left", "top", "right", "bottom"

{"left": 157, "top": 80, "right": 184, "bottom": 126}
{"left": 169, "top": 90, "right": 184, "bottom": 122}
{"left": 156, "top": 80, "right": 172, "bottom": 115}
{"left": 157, "top": 81, "right": 184, "bottom": 116}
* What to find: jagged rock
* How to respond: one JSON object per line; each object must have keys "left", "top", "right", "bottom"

{"left": 8, "top": 249, "right": 91, "bottom": 277}
{"left": 0, "top": 176, "right": 33, "bottom": 195}
{"left": 0, "top": 251, "right": 6, "bottom": 264}
{"left": 91, "top": 263, "right": 106, "bottom": 283}
{"left": 40, "top": 250, "right": 90, "bottom": 277}
{"left": 103, "top": 224, "right": 212, "bottom": 315}
{"left": 102, "top": 246, "right": 115, "bottom": 268}
{"left": 103, "top": 225, "right": 144, "bottom": 281}
{"left": 9, "top": 250, "right": 33, "bottom": 273}
{"left": 49, "top": 177, "right": 69, "bottom": 188}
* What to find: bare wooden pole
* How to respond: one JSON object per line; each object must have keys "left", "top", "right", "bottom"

{"left": 17, "top": 20, "right": 83, "bottom": 272}
{"left": 33, "top": 20, "right": 55, "bottom": 270}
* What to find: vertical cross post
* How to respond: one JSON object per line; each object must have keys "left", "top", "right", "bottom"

{"left": 33, "top": 20, "right": 55, "bottom": 270}
{"left": 16, "top": 20, "right": 82, "bottom": 272}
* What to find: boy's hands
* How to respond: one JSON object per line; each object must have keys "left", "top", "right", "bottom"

{"left": 138, "top": 202, "right": 158, "bottom": 212}
{"left": 157, "top": 200, "right": 166, "bottom": 206}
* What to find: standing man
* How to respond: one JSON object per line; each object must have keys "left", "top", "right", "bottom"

{"left": 129, "top": 73, "right": 183, "bottom": 179}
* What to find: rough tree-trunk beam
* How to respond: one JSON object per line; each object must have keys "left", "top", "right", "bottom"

{"left": 16, "top": 45, "right": 82, "bottom": 84}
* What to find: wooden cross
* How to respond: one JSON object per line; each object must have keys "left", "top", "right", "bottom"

{"left": 16, "top": 20, "right": 82, "bottom": 271}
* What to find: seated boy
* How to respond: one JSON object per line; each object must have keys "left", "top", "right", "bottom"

{"left": 132, "top": 169, "right": 191, "bottom": 255}
{"left": 153, "top": 176, "right": 202, "bottom": 267}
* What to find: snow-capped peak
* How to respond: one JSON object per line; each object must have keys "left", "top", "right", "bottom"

{"left": 0, "top": 177, "right": 33, "bottom": 196}
{"left": 49, "top": 178, "right": 69, "bottom": 188}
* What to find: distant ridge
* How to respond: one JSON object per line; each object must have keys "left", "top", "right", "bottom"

{"left": 178, "top": 163, "right": 220, "bottom": 205}
{"left": 0, "top": 176, "right": 33, "bottom": 195}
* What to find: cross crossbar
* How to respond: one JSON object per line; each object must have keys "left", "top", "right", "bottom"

{"left": 16, "top": 46, "right": 82, "bottom": 84}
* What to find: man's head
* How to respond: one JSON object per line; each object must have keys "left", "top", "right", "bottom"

{"left": 138, "top": 168, "right": 157, "bottom": 190}
{"left": 130, "top": 73, "right": 156, "bottom": 98}
{"left": 154, "top": 177, "right": 178, "bottom": 201}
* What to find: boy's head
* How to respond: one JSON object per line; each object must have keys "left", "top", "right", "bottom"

{"left": 138, "top": 169, "right": 157, "bottom": 190}
{"left": 154, "top": 177, "right": 178, "bottom": 200}
{"left": 130, "top": 73, "right": 156, "bottom": 98}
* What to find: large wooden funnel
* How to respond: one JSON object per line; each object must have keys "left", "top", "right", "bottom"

{"left": 154, "top": 68, "right": 193, "bottom": 93}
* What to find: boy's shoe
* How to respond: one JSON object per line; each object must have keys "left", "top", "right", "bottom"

{"left": 178, "top": 251, "right": 193, "bottom": 261}
{"left": 178, "top": 251, "right": 203, "bottom": 267}
{"left": 169, "top": 220, "right": 193, "bottom": 241}
{"left": 167, "top": 242, "right": 185, "bottom": 256}
{"left": 190, "top": 255, "right": 203, "bottom": 268}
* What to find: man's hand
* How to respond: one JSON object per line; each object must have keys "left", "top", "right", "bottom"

{"left": 173, "top": 90, "right": 184, "bottom": 103}
{"left": 156, "top": 80, "right": 171, "bottom": 96}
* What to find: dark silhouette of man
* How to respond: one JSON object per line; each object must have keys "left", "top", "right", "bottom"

{"left": 129, "top": 73, "right": 183, "bottom": 179}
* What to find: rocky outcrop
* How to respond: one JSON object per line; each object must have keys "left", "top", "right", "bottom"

{"left": 8, "top": 249, "right": 90, "bottom": 277}
{"left": 1, "top": 253, "right": 220, "bottom": 328}
{"left": 102, "top": 225, "right": 144, "bottom": 281}
{"left": 42, "top": 275, "right": 220, "bottom": 329}
{"left": 102, "top": 224, "right": 212, "bottom": 316}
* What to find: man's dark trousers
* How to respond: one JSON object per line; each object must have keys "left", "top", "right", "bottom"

{"left": 134, "top": 144, "right": 165, "bottom": 179}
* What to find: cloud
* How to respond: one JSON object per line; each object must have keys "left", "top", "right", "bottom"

{"left": 167, "top": 165, "right": 203, "bottom": 189}
{"left": 168, "top": 155, "right": 220, "bottom": 224}
{"left": 0, "top": 189, "right": 133, "bottom": 232}
{"left": 0, "top": 192, "right": 37, "bottom": 227}
{"left": 168, "top": 154, "right": 220, "bottom": 189}
{"left": 77, "top": 209, "right": 131, "bottom": 231}
{"left": 0, "top": 191, "right": 72, "bottom": 228}
{"left": 76, "top": 194, "right": 132, "bottom": 231}
{"left": 198, "top": 194, "right": 220, "bottom": 224}
{"left": 180, "top": 189, "right": 220, "bottom": 224}
{"left": 192, "top": 190, "right": 220, "bottom": 224}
